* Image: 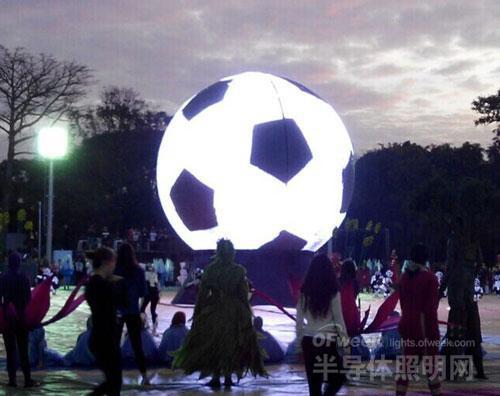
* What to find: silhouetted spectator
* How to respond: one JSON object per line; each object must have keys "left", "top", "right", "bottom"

{"left": 159, "top": 311, "right": 189, "bottom": 366}
{"left": 254, "top": 317, "right": 284, "bottom": 364}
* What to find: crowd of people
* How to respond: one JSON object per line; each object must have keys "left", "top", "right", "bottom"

{"left": 348, "top": 255, "right": 500, "bottom": 301}
{"left": 0, "top": 239, "right": 497, "bottom": 395}
{"left": 81, "top": 225, "right": 172, "bottom": 253}
{"left": 32, "top": 254, "right": 176, "bottom": 296}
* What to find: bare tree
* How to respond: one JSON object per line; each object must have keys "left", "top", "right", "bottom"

{"left": 0, "top": 45, "right": 92, "bottom": 213}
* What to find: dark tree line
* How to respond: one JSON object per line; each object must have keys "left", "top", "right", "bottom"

{"left": 3, "top": 96, "right": 500, "bottom": 262}
{"left": 5, "top": 135, "right": 498, "bottom": 263}
{"left": 0, "top": 86, "right": 171, "bottom": 250}
{"left": 347, "top": 141, "right": 499, "bottom": 264}
{"left": 0, "top": 45, "right": 498, "bottom": 263}
{"left": 69, "top": 86, "right": 169, "bottom": 138}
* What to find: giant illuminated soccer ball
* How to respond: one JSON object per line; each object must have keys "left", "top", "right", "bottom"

{"left": 157, "top": 72, "right": 354, "bottom": 251}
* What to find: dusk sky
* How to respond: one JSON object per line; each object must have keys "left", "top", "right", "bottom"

{"left": 1, "top": 0, "right": 499, "bottom": 154}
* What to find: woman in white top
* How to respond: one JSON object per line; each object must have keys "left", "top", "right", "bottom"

{"left": 296, "top": 254, "right": 349, "bottom": 396}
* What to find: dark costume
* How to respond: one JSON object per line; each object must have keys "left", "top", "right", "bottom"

{"left": 173, "top": 240, "right": 266, "bottom": 381}
{"left": 74, "top": 259, "right": 86, "bottom": 285}
{"left": 396, "top": 263, "right": 441, "bottom": 396}
{"left": 140, "top": 266, "right": 160, "bottom": 328}
{"left": 115, "top": 264, "right": 147, "bottom": 375}
{"left": 0, "top": 259, "right": 33, "bottom": 386}
{"left": 86, "top": 274, "right": 124, "bottom": 396}
{"left": 442, "top": 233, "right": 485, "bottom": 379}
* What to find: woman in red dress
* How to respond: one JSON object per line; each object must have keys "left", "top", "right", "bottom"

{"left": 396, "top": 244, "right": 442, "bottom": 396}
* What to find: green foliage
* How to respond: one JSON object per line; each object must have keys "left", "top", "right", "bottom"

{"left": 347, "top": 141, "right": 498, "bottom": 262}
{"left": 17, "top": 208, "right": 26, "bottom": 222}
{"left": 472, "top": 89, "right": 500, "bottom": 143}
{"left": 362, "top": 235, "right": 374, "bottom": 247}
{"left": 174, "top": 239, "right": 266, "bottom": 379}
{"left": 332, "top": 217, "right": 382, "bottom": 261}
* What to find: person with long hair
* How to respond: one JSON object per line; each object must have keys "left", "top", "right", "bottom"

{"left": 0, "top": 253, "right": 40, "bottom": 388}
{"left": 85, "top": 247, "right": 124, "bottom": 396}
{"left": 442, "top": 219, "right": 486, "bottom": 380}
{"left": 114, "top": 243, "right": 149, "bottom": 385}
{"left": 396, "top": 244, "right": 441, "bottom": 396}
{"left": 173, "top": 239, "right": 266, "bottom": 388}
{"left": 296, "top": 254, "right": 348, "bottom": 396}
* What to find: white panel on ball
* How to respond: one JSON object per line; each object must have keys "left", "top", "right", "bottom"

{"left": 156, "top": 71, "right": 354, "bottom": 251}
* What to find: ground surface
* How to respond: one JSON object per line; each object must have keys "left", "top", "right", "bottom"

{"left": 0, "top": 290, "right": 499, "bottom": 395}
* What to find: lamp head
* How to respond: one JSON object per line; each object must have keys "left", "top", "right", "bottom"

{"left": 37, "top": 127, "right": 68, "bottom": 159}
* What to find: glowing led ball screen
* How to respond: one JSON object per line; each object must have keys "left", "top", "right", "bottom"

{"left": 157, "top": 72, "right": 354, "bottom": 251}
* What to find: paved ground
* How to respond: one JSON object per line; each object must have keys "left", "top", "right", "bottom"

{"left": 1, "top": 290, "right": 499, "bottom": 395}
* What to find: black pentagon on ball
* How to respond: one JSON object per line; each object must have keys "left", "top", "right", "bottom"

{"left": 340, "top": 153, "right": 355, "bottom": 214}
{"left": 182, "top": 80, "right": 231, "bottom": 120}
{"left": 251, "top": 118, "right": 312, "bottom": 183}
{"left": 170, "top": 169, "right": 218, "bottom": 231}
{"left": 259, "top": 230, "right": 307, "bottom": 251}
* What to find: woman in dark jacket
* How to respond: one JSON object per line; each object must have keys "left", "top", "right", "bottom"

{"left": 114, "top": 243, "right": 149, "bottom": 385}
{"left": 86, "top": 247, "right": 123, "bottom": 395}
{"left": 0, "top": 253, "right": 40, "bottom": 388}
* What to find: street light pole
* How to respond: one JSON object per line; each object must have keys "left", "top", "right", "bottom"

{"left": 46, "top": 160, "right": 54, "bottom": 263}
{"left": 38, "top": 200, "right": 42, "bottom": 261}
{"left": 37, "top": 126, "right": 68, "bottom": 264}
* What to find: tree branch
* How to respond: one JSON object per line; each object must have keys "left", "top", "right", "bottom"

{"left": 13, "top": 150, "right": 36, "bottom": 157}
{"left": 14, "top": 134, "right": 34, "bottom": 146}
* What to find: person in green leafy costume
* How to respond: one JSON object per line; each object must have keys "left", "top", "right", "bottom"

{"left": 173, "top": 239, "right": 267, "bottom": 388}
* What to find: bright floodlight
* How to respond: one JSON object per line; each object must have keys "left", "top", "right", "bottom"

{"left": 157, "top": 72, "right": 354, "bottom": 251}
{"left": 37, "top": 127, "right": 69, "bottom": 159}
